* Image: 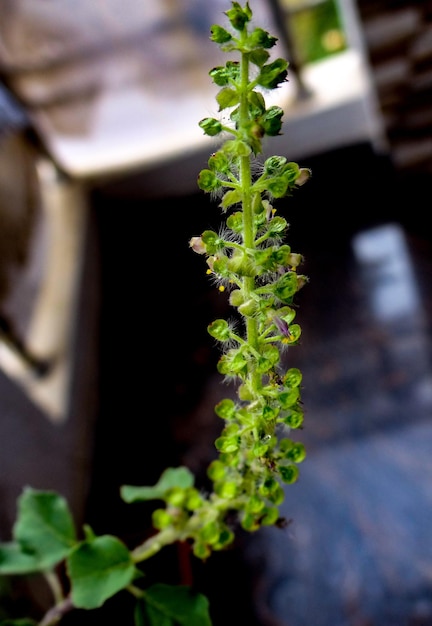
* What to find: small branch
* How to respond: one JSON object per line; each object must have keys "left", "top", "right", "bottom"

{"left": 38, "top": 597, "right": 74, "bottom": 626}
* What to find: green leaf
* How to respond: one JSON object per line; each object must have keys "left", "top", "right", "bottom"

{"left": 13, "top": 488, "right": 77, "bottom": 570}
{"left": 0, "top": 542, "right": 41, "bottom": 575}
{"left": 136, "top": 584, "right": 212, "bottom": 626}
{"left": 68, "top": 535, "right": 135, "bottom": 609}
{"left": 121, "top": 467, "right": 194, "bottom": 503}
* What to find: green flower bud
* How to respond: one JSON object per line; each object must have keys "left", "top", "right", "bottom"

{"left": 246, "top": 495, "right": 265, "bottom": 514}
{"left": 207, "top": 459, "right": 227, "bottom": 481}
{"left": 199, "top": 521, "right": 221, "bottom": 545}
{"left": 193, "top": 541, "right": 211, "bottom": 560}
{"left": 208, "top": 319, "right": 231, "bottom": 341}
{"left": 283, "top": 367, "right": 302, "bottom": 388}
{"left": 208, "top": 151, "right": 231, "bottom": 174}
{"left": 258, "top": 476, "right": 278, "bottom": 496}
{"left": 278, "top": 387, "right": 300, "bottom": 410}
{"left": 264, "top": 155, "right": 287, "bottom": 175}
{"left": 213, "top": 527, "right": 235, "bottom": 549}
{"left": 215, "top": 398, "right": 236, "bottom": 419}
{"left": 152, "top": 509, "right": 172, "bottom": 530}
{"left": 185, "top": 489, "right": 203, "bottom": 511}
{"left": 199, "top": 117, "right": 223, "bottom": 136}
{"left": 286, "top": 442, "right": 306, "bottom": 463}
{"left": 197, "top": 169, "right": 221, "bottom": 192}
{"left": 165, "top": 487, "right": 186, "bottom": 507}
{"left": 214, "top": 480, "right": 238, "bottom": 499}
{"left": 260, "top": 506, "right": 279, "bottom": 526}
{"left": 282, "top": 408, "right": 304, "bottom": 429}
{"left": 279, "top": 464, "right": 300, "bottom": 484}
{"left": 241, "top": 512, "right": 260, "bottom": 532}
{"left": 226, "top": 211, "right": 243, "bottom": 232}
{"left": 215, "top": 435, "right": 240, "bottom": 454}
{"left": 225, "top": 2, "right": 252, "bottom": 30}
{"left": 267, "top": 483, "right": 285, "bottom": 505}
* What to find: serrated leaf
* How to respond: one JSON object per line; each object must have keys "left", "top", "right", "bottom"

{"left": 12, "top": 488, "right": 76, "bottom": 570}
{"left": 136, "top": 584, "right": 212, "bottom": 626}
{"left": 120, "top": 467, "right": 194, "bottom": 503}
{"left": 68, "top": 535, "right": 135, "bottom": 609}
{"left": 0, "top": 542, "right": 42, "bottom": 575}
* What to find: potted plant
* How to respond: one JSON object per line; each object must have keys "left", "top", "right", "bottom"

{"left": 0, "top": 3, "right": 310, "bottom": 624}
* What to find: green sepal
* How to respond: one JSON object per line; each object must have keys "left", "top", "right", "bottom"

{"left": 287, "top": 323, "right": 302, "bottom": 343}
{"left": 247, "top": 90, "right": 266, "bottom": 116}
{"left": 260, "top": 106, "right": 284, "bottom": 136}
{"left": 226, "top": 211, "right": 243, "bottom": 233}
{"left": 267, "top": 216, "right": 288, "bottom": 236}
{"left": 209, "top": 24, "right": 232, "bottom": 44}
{"left": 217, "top": 350, "right": 247, "bottom": 376}
{"left": 248, "top": 27, "right": 278, "bottom": 49}
{"left": 249, "top": 47, "right": 270, "bottom": 67}
{"left": 222, "top": 139, "right": 251, "bottom": 157}
{"left": 220, "top": 189, "right": 242, "bottom": 210}
{"left": 120, "top": 467, "right": 194, "bottom": 503}
{"left": 256, "top": 58, "right": 288, "bottom": 89}
{"left": 216, "top": 87, "right": 239, "bottom": 111}
{"left": 201, "top": 230, "right": 225, "bottom": 254}
{"left": 67, "top": 535, "right": 136, "bottom": 609}
{"left": 273, "top": 272, "right": 299, "bottom": 303}
{"left": 208, "top": 319, "right": 231, "bottom": 341}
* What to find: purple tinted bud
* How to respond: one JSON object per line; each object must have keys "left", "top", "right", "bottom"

{"left": 273, "top": 315, "right": 291, "bottom": 338}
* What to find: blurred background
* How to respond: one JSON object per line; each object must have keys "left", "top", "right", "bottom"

{"left": 0, "top": 0, "right": 431, "bottom": 624}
